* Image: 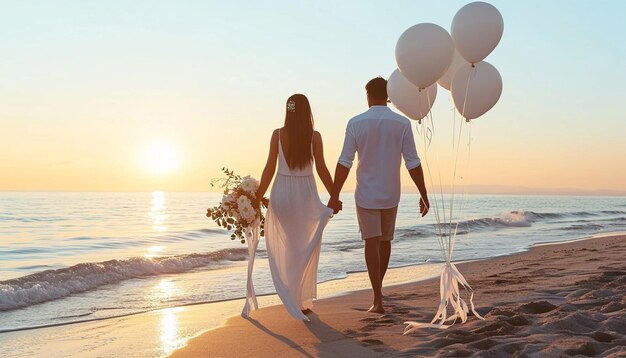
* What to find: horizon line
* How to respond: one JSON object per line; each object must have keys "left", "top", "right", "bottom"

{"left": 1, "top": 187, "right": 625, "bottom": 197}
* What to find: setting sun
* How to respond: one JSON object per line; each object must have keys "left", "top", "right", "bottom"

{"left": 143, "top": 142, "right": 179, "bottom": 175}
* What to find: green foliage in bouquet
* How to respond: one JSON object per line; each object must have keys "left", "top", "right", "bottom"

{"left": 206, "top": 168, "right": 268, "bottom": 244}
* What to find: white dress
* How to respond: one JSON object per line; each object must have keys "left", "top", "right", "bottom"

{"left": 265, "top": 132, "right": 333, "bottom": 321}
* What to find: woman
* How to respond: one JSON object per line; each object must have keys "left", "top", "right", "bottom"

{"left": 256, "top": 94, "right": 337, "bottom": 321}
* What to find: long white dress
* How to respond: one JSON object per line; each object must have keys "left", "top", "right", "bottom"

{"left": 265, "top": 132, "right": 333, "bottom": 321}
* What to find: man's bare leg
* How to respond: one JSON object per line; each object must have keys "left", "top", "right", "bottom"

{"left": 379, "top": 240, "right": 391, "bottom": 294}
{"left": 365, "top": 237, "right": 384, "bottom": 313}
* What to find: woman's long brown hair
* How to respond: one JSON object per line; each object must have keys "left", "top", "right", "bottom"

{"left": 283, "top": 94, "right": 314, "bottom": 170}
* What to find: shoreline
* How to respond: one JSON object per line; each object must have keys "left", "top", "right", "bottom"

{"left": 0, "top": 259, "right": 442, "bottom": 335}
{"left": 169, "top": 233, "right": 626, "bottom": 357}
{"left": 0, "top": 256, "right": 444, "bottom": 357}
{"left": 1, "top": 232, "right": 624, "bottom": 357}
{"left": 2, "top": 229, "right": 612, "bottom": 334}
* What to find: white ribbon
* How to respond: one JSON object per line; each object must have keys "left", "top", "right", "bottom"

{"left": 241, "top": 219, "right": 261, "bottom": 318}
{"left": 404, "top": 262, "right": 484, "bottom": 334}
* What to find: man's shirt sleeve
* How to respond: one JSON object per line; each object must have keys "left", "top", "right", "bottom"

{"left": 337, "top": 122, "right": 357, "bottom": 169}
{"left": 402, "top": 122, "right": 421, "bottom": 170}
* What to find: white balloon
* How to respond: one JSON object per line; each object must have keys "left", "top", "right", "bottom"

{"left": 437, "top": 49, "right": 467, "bottom": 91}
{"left": 451, "top": 61, "right": 502, "bottom": 120}
{"left": 387, "top": 69, "right": 437, "bottom": 121}
{"left": 451, "top": 2, "right": 504, "bottom": 64}
{"left": 395, "top": 23, "right": 454, "bottom": 89}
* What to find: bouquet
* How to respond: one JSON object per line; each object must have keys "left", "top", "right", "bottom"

{"left": 206, "top": 168, "right": 268, "bottom": 243}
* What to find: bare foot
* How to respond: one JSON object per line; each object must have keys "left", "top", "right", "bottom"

{"left": 301, "top": 308, "right": 312, "bottom": 315}
{"left": 368, "top": 304, "right": 385, "bottom": 314}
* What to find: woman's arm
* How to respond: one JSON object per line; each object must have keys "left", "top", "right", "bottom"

{"left": 312, "top": 131, "right": 334, "bottom": 194}
{"left": 257, "top": 129, "right": 279, "bottom": 199}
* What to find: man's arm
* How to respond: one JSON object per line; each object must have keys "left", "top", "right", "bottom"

{"left": 328, "top": 164, "right": 350, "bottom": 213}
{"left": 409, "top": 165, "right": 429, "bottom": 217}
{"left": 402, "top": 121, "right": 429, "bottom": 217}
{"left": 328, "top": 124, "right": 356, "bottom": 214}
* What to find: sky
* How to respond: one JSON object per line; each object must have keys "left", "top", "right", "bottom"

{"left": 1, "top": 0, "right": 625, "bottom": 194}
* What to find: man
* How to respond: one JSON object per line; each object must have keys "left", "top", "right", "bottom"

{"left": 328, "top": 76, "right": 429, "bottom": 313}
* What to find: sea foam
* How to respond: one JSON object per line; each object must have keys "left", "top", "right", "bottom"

{"left": 0, "top": 248, "right": 247, "bottom": 311}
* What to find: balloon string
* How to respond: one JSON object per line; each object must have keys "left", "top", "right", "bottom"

{"left": 448, "top": 118, "right": 464, "bottom": 260}
{"left": 420, "top": 127, "right": 445, "bottom": 258}
{"left": 451, "top": 107, "right": 460, "bottom": 252}
{"left": 451, "top": 117, "right": 473, "bottom": 256}
{"left": 425, "top": 91, "right": 447, "bottom": 234}
{"left": 451, "top": 93, "right": 456, "bottom": 159}
{"left": 420, "top": 92, "right": 446, "bottom": 259}
{"left": 455, "top": 122, "right": 473, "bottom": 250}
{"left": 427, "top": 91, "right": 451, "bottom": 258}
{"left": 460, "top": 66, "right": 474, "bottom": 123}
{"left": 448, "top": 67, "right": 474, "bottom": 260}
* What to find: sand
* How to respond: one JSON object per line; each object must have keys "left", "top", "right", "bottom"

{"left": 169, "top": 234, "right": 626, "bottom": 357}
{"left": 0, "top": 256, "right": 443, "bottom": 357}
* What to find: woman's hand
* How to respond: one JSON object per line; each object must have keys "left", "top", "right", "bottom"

{"left": 327, "top": 198, "right": 342, "bottom": 214}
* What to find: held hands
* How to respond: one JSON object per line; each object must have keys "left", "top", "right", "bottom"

{"left": 419, "top": 197, "right": 430, "bottom": 217}
{"left": 327, "top": 197, "right": 343, "bottom": 214}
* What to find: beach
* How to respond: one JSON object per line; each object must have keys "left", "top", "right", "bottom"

{"left": 2, "top": 1, "right": 626, "bottom": 357}
{"left": 170, "top": 234, "right": 626, "bottom": 357}
{"left": 1, "top": 193, "right": 625, "bottom": 357}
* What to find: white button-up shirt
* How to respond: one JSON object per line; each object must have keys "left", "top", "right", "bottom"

{"left": 338, "top": 105, "right": 421, "bottom": 209}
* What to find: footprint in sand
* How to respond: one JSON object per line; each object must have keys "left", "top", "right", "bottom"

{"left": 351, "top": 307, "right": 370, "bottom": 312}
{"left": 600, "top": 301, "right": 623, "bottom": 313}
{"left": 592, "top": 331, "right": 615, "bottom": 343}
{"left": 488, "top": 308, "right": 516, "bottom": 317}
{"left": 564, "top": 341, "right": 598, "bottom": 356}
{"left": 473, "top": 321, "right": 518, "bottom": 336}
{"left": 361, "top": 338, "right": 384, "bottom": 346}
{"left": 520, "top": 301, "right": 558, "bottom": 314}
{"left": 506, "top": 314, "right": 531, "bottom": 326}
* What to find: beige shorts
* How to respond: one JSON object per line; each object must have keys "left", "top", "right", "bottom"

{"left": 356, "top": 205, "right": 398, "bottom": 241}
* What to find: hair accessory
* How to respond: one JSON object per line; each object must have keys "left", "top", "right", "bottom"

{"left": 287, "top": 100, "right": 296, "bottom": 112}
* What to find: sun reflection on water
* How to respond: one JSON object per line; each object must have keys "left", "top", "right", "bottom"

{"left": 144, "top": 245, "right": 166, "bottom": 259}
{"left": 148, "top": 278, "right": 180, "bottom": 302}
{"left": 147, "top": 279, "right": 186, "bottom": 355}
{"left": 150, "top": 191, "right": 168, "bottom": 232}
{"left": 159, "top": 307, "right": 185, "bottom": 355}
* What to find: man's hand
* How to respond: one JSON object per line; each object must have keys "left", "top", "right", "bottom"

{"left": 327, "top": 198, "right": 343, "bottom": 214}
{"left": 419, "top": 197, "right": 430, "bottom": 217}
{"left": 409, "top": 165, "right": 429, "bottom": 218}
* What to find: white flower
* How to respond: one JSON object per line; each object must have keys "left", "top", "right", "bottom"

{"left": 239, "top": 202, "right": 256, "bottom": 223}
{"left": 241, "top": 176, "right": 259, "bottom": 195}
{"left": 237, "top": 195, "right": 252, "bottom": 208}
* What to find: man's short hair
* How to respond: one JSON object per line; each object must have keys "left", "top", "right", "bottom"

{"left": 365, "top": 77, "right": 388, "bottom": 101}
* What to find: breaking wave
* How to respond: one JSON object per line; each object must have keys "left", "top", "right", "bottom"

{"left": 396, "top": 209, "right": 626, "bottom": 239}
{"left": 0, "top": 248, "right": 247, "bottom": 311}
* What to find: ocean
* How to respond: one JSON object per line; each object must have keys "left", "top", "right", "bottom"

{"left": 1, "top": 192, "right": 625, "bottom": 334}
